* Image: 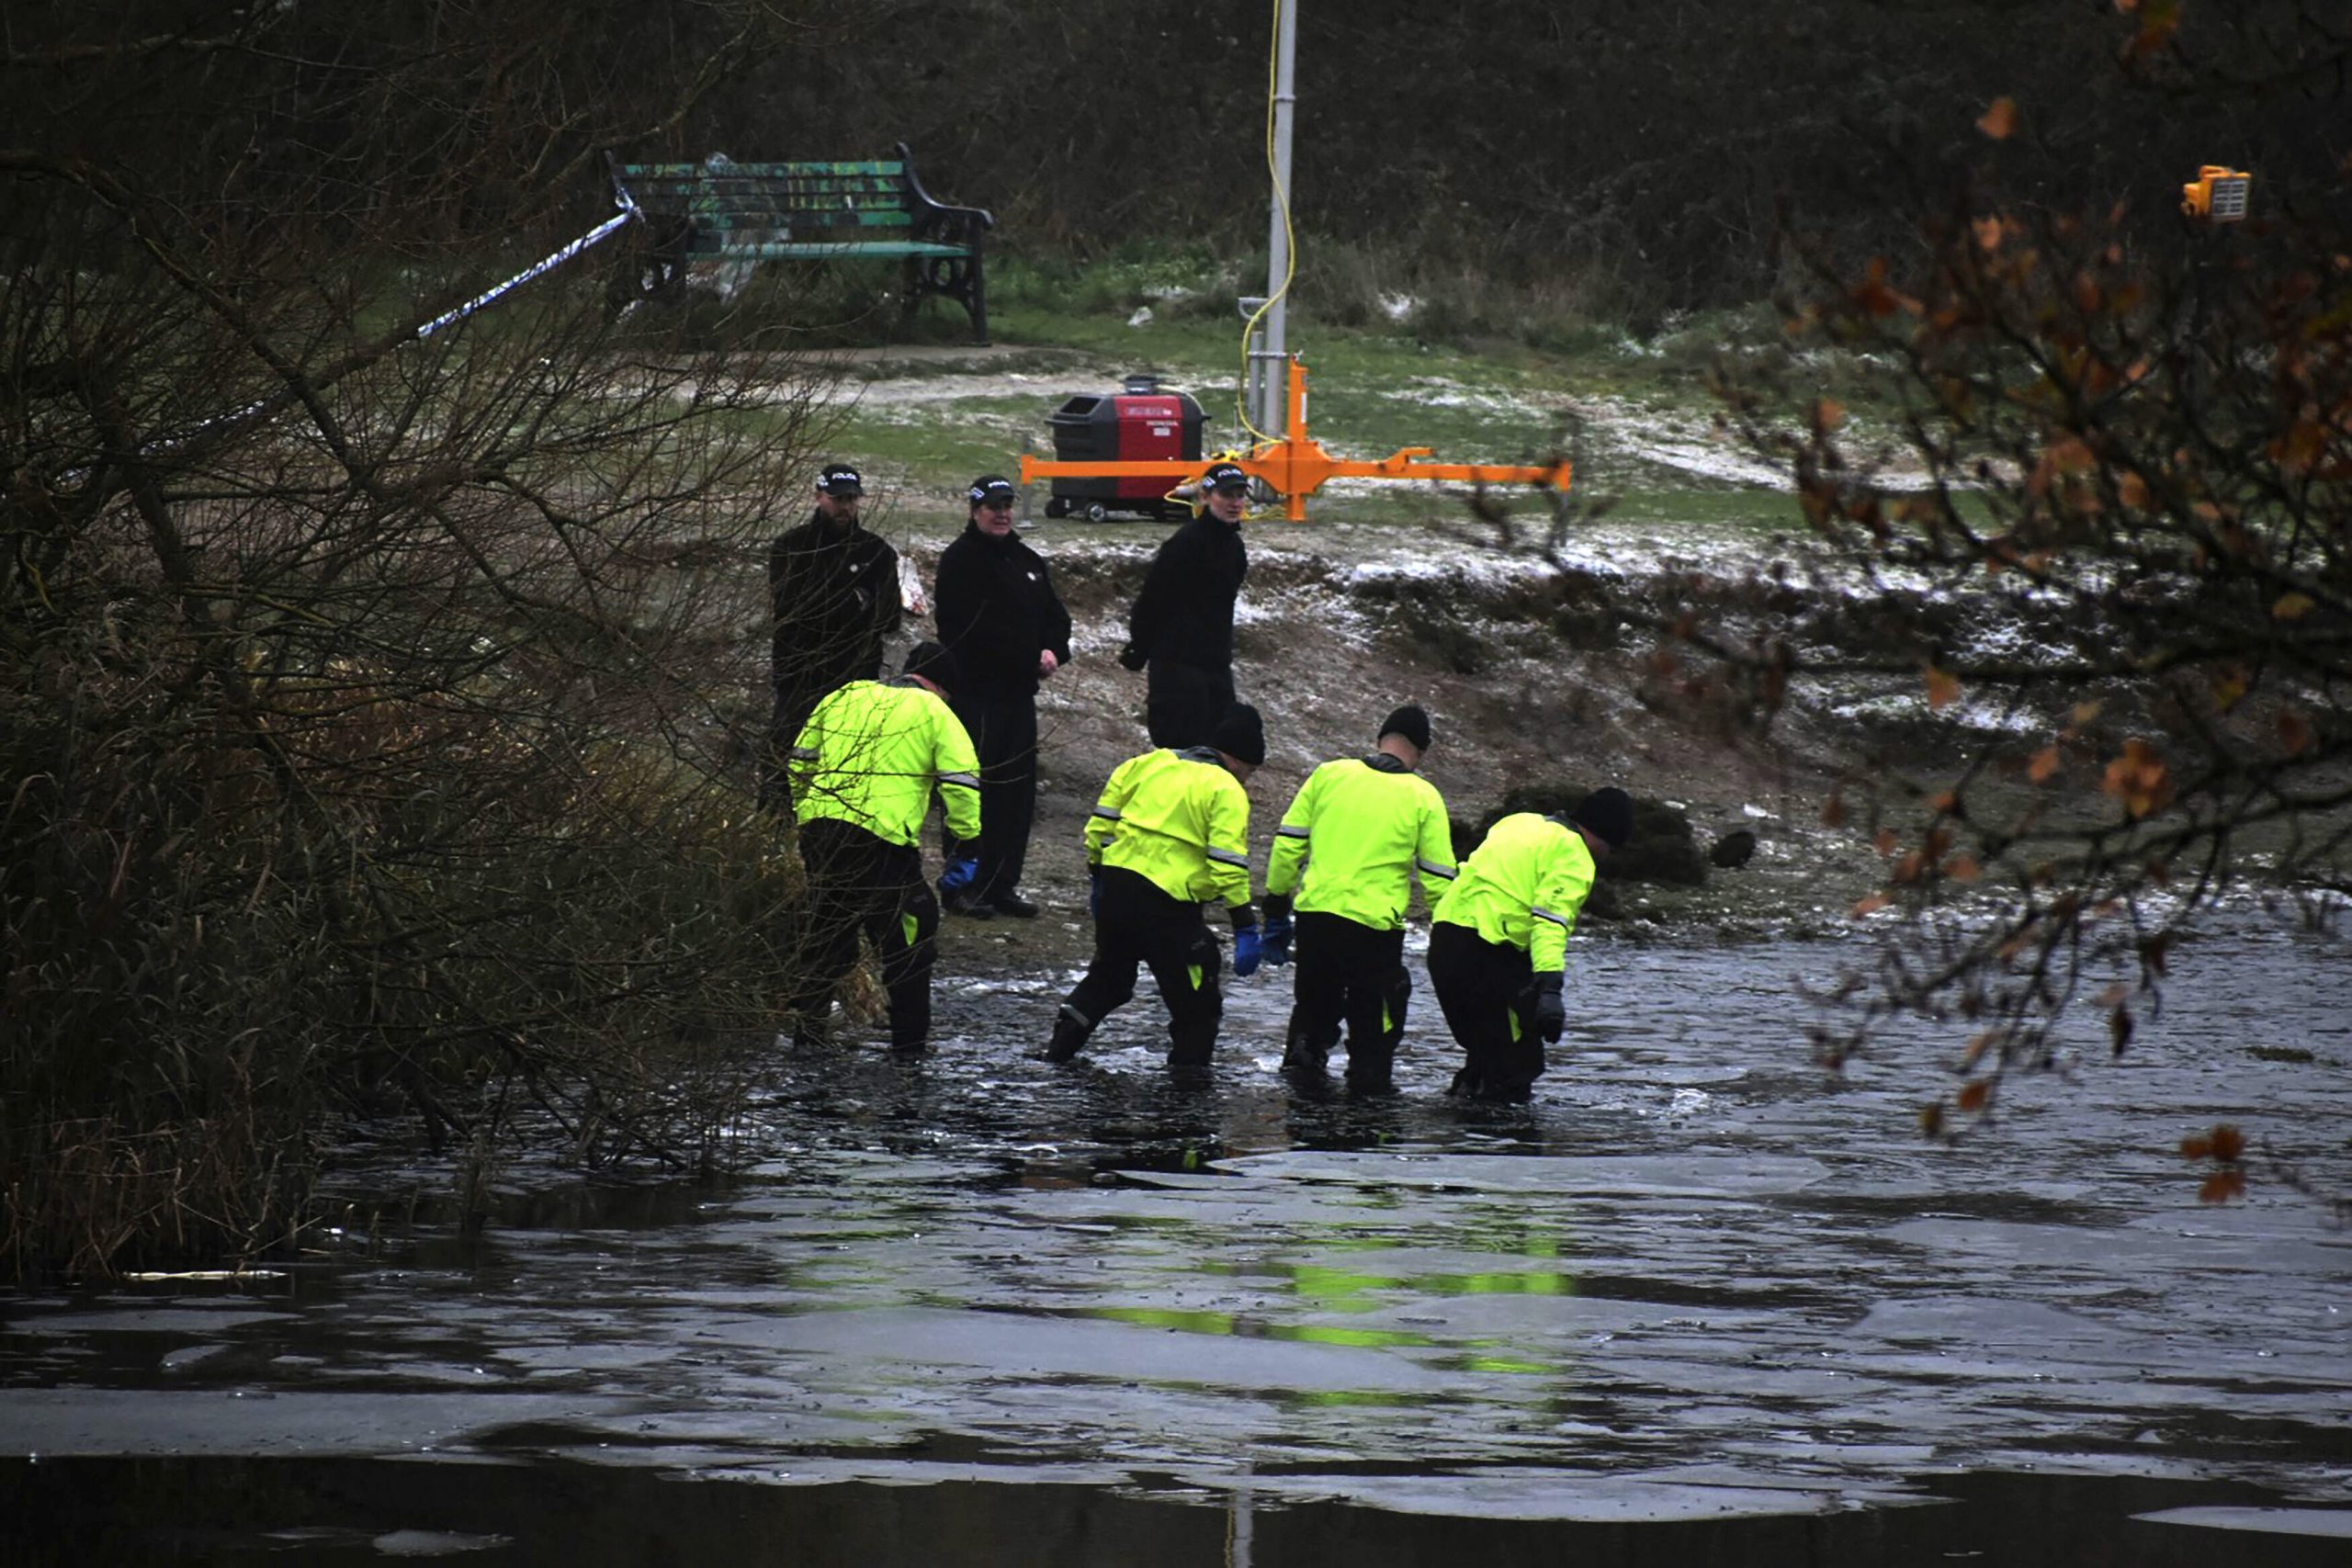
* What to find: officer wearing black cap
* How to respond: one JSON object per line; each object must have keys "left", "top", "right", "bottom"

{"left": 1042, "top": 703, "right": 1268, "bottom": 1075}
{"left": 1427, "top": 786, "right": 1634, "bottom": 1102}
{"left": 766, "top": 461, "right": 902, "bottom": 807}
{"left": 1119, "top": 460, "right": 1250, "bottom": 750}
{"left": 932, "top": 474, "right": 1073, "bottom": 918}
{"left": 1262, "top": 704, "right": 1458, "bottom": 1095}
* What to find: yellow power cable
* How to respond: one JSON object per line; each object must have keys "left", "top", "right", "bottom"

{"left": 1161, "top": 446, "right": 1250, "bottom": 516}
{"left": 1236, "top": 0, "right": 1296, "bottom": 446}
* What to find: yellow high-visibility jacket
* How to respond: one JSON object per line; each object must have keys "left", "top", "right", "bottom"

{"left": 1266, "top": 755, "right": 1455, "bottom": 931}
{"left": 790, "top": 679, "right": 980, "bottom": 849}
{"left": 1083, "top": 747, "right": 1253, "bottom": 910}
{"left": 1430, "top": 812, "right": 1597, "bottom": 975}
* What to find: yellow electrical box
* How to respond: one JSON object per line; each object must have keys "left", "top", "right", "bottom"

{"left": 2181, "top": 165, "right": 2253, "bottom": 222}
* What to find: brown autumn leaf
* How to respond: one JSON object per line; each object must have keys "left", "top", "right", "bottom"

{"left": 2272, "top": 591, "right": 2317, "bottom": 620}
{"left": 1813, "top": 397, "right": 1847, "bottom": 434}
{"left": 1919, "top": 1100, "right": 1946, "bottom": 1138}
{"left": 2180, "top": 1134, "right": 2213, "bottom": 1160}
{"left": 1821, "top": 792, "right": 1847, "bottom": 828}
{"left": 1852, "top": 258, "right": 1905, "bottom": 319}
{"left": 1874, "top": 829, "right": 1901, "bottom": 855}
{"left": 1961, "top": 1032, "right": 1994, "bottom": 1067}
{"left": 2118, "top": 471, "right": 2151, "bottom": 509}
{"left": 2198, "top": 1169, "right": 2247, "bottom": 1204}
{"left": 1972, "top": 215, "right": 2005, "bottom": 252}
{"left": 1852, "top": 892, "right": 1891, "bottom": 918}
{"left": 2211, "top": 1123, "right": 2245, "bottom": 1162}
{"left": 2272, "top": 423, "right": 2328, "bottom": 477}
{"left": 1956, "top": 1079, "right": 1991, "bottom": 1113}
{"left": 1976, "top": 97, "right": 2019, "bottom": 140}
{"left": 1947, "top": 854, "right": 1982, "bottom": 883}
{"left": 2029, "top": 746, "right": 2063, "bottom": 783}
{"left": 2100, "top": 738, "right": 2174, "bottom": 818}
{"left": 1929, "top": 790, "right": 1958, "bottom": 814}
{"left": 1926, "top": 668, "right": 1962, "bottom": 711}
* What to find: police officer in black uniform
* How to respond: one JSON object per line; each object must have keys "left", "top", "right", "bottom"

{"left": 931, "top": 474, "right": 1073, "bottom": 918}
{"left": 766, "top": 461, "right": 901, "bottom": 807}
{"left": 1120, "top": 460, "right": 1250, "bottom": 750}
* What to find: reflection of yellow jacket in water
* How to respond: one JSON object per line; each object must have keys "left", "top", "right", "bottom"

{"left": 790, "top": 679, "right": 980, "bottom": 848}
{"left": 1266, "top": 755, "right": 1456, "bottom": 930}
{"left": 1083, "top": 747, "right": 1253, "bottom": 910}
{"left": 1432, "top": 812, "right": 1597, "bottom": 974}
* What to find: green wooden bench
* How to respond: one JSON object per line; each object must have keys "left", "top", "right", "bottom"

{"left": 606, "top": 144, "right": 996, "bottom": 342}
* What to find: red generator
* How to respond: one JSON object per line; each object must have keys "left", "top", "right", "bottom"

{"left": 1041, "top": 375, "right": 1205, "bottom": 521}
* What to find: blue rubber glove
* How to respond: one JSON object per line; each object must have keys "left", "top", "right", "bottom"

{"left": 940, "top": 857, "right": 979, "bottom": 896}
{"left": 1233, "top": 925, "right": 1264, "bottom": 978}
{"left": 1260, "top": 911, "right": 1293, "bottom": 967}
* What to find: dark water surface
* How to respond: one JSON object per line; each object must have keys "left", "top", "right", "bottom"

{"left": 4, "top": 910, "right": 2347, "bottom": 1563}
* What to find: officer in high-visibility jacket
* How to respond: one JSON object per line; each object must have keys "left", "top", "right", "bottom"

{"left": 1427, "top": 787, "right": 1634, "bottom": 1102}
{"left": 786, "top": 641, "right": 981, "bottom": 1051}
{"left": 1043, "top": 704, "right": 1268, "bottom": 1072}
{"left": 1263, "top": 704, "right": 1456, "bottom": 1095}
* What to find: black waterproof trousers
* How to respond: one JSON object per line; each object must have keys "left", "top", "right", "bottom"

{"left": 1052, "top": 866, "right": 1224, "bottom": 1067}
{"left": 788, "top": 818, "right": 941, "bottom": 1049}
{"left": 1426, "top": 919, "right": 1544, "bottom": 1100}
{"left": 1145, "top": 661, "right": 1235, "bottom": 751}
{"left": 946, "top": 692, "right": 1039, "bottom": 902}
{"left": 1283, "top": 912, "right": 1410, "bottom": 1091}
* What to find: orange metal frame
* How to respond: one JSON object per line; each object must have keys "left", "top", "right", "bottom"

{"left": 1016, "top": 357, "right": 1573, "bottom": 521}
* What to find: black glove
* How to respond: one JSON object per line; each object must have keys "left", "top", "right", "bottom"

{"left": 1531, "top": 972, "right": 1566, "bottom": 1044}
{"left": 1116, "top": 642, "right": 1148, "bottom": 671}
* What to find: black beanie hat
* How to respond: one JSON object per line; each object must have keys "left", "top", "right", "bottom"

{"left": 1570, "top": 786, "right": 1635, "bottom": 851}
{"left": 901, "top": 640, "right": 962, "bottom": 696}
{"left": 1377, "top": 703, "right": 1433, "bottom": 752}
{"left": 1209, "top": 703, "right": 1266, "bottom": 766}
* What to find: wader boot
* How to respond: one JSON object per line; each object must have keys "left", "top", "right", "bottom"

{"left": 1042, "top": 1004, "right": 1093, "bottom": 1063}
{"left": 1280, "top": 1015, "right": 1333, "bottom": 1084}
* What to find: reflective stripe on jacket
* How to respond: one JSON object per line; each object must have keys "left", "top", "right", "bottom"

{"left": 1266, "top": 755, "right": 1455, "bottom": 931}
{"left": 1430, "top": 811, "right": 1596, "bottom": 974}
{"left": 790, "top": 679, "right": 980, "bottom": 848}
{"left": 1083, "top": 747, "right": 1252, "bottom": 909}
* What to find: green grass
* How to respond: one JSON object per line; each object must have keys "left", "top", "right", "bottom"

{"left": 602, "top": 244, "right": 1899, "bottom": 531}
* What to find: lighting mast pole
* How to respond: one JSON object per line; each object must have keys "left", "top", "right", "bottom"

{"left": 1247, "top": 0, "right": 1299, "bottom": 441}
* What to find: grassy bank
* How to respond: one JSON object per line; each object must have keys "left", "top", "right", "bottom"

{"left": 697, "top": 243, "right": 1853, "bottom": 540}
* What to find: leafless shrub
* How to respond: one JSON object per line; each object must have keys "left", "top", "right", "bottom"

{"left": 0, "top": 2, "right": 840, "bottom": 1276}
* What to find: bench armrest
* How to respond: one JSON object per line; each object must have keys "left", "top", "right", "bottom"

{"left": 897, "top": 141, "right": 995, "bottom": 244}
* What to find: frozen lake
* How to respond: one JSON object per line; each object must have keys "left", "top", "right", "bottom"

{"left": 4, "top": 910, "right": 2346, "bottom": 1563}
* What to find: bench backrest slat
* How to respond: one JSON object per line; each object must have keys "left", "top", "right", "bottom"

{"left": 619, "top": 161, "right": 904, "bottom": 179}
{"left": 687, "top": 209, "right": 916, "bottom": 231}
